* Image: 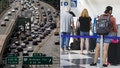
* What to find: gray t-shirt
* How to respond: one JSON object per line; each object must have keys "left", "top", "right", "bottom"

{"left": 60, "top": 11, "right": 74, "bottom": 33}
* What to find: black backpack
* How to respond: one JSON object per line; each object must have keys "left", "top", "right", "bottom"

{"left": 96, "top": 15, "right": 111, "bottom": 35}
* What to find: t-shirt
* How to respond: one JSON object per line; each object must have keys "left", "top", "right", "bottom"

{"left": 60, "top": 11, "right": 74, "bottom": 33}
{"left": 78, "top": 17, "right": 91, "bottom": 32}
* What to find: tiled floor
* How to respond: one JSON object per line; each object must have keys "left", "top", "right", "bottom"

{"left": 60, "top": 50, "right": 120, "bottom": 68}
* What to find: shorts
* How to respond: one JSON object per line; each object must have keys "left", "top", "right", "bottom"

{"left": 80, "top": 31, "right": 89, "bottom": 39}
{"left": 97, "top": 33, "right": 115, "bottom": 43}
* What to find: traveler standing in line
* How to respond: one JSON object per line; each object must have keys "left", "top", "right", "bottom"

{"left": 60, "top": 6, "right": 75, "bottom": 51}
{"left": 90, "top": 6, "right": 118, "bottom": 67}
{"left": 77, "top": 8, "right": 92, "bottom": 54}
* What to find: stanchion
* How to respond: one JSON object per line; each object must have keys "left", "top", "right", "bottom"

{"left": 100, "top": 35, "right": 104, "bottom": 68}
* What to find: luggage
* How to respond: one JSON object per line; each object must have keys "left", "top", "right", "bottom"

{"left": 116, "top": 42, "right": 120, "bottom": 64}
{"left": 89, "top": 38, "right": 96, "bottom": 52}
{"left": 96, "top": 15, "right": 111, "bottom": 35}
{"left": 70, "top": 39, "right": 80, "bottom": 50}
{"left": 108, "top": 40, "right": 120, "bottom": 65}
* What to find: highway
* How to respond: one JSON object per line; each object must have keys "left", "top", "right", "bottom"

{"left": 0, "top": 1, "right": 23, "bottom": 61}
{"left": 0, "top": 0, "right": 60, "bottom": 68}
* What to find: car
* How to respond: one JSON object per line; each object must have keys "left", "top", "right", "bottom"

{"left": 50, "top": 22, "right": 57, "bottom": 29}
{"left": 11, "top": 9, "right": 16, "bottom": 13}
{"left": 26, "top": 32, "right": 31, "bottom": 37}
{"left": 21, "top": 36, "right": 27, "bottom": 41}
{"left": 7, "top": 11, "right": 12, "bottom": 16}
{"left": 15, "top": 41, "right": 20, "bottom": 46}
{"left": 1, "top": 21, "right": 6, "bottom": 26}
{"left": 10, "top": 43, "right": 16, "bottom": 49}
{"left": 54, "top": 39, "right": 60, "bottom": 45}
{"left": 23, "top": 51, "right": 29, "bottom": 56}
{"left": 31, "top": 34, "right": 36, "bottom": 39}
{"left": 39, "top": 35, "right": 44, "bottom": 39}
{"left": 31, "top": 24, "right": 35, "bottom": 28}
{"left": 28, "top": 36, "right": 33, "bottom": 41}
{"left": 4, "top": 16, "right": 9, "bottom": 21}
{"left": 37, "top": 3, "right": 40, "bottom": 6}
{"left": 41, "top": 27, "right": 45, "bottom": 32}
{"left": 10, "top": 65, "right": 16, "bottom": 68}
{"left": 14, "top": 6, "right": 18, "bottom": 10}
{"left": 27, "top": 46, "right": 33, "bottom": 52}
{"left": 35, "top": 7, "right": 38, "bottom": 10}
{"left": 32, "top": 40, "right": 38, "bottom": 45}
{"left": 41, "top": 6, "right": 44, "bottom": 9}
{"left": 54, "top": 31, "right": 59, "bottom": 36}
{"left": 36, "top": 16, "right": 39, "bottom": 19}
{"left": 36, "top": 37, "right": 41, "bottom": 42}
{"left": 23, "top": 40, "right": 29, "bottom": 44}
{"left": 17, "top": 46, "right": 23, "bottom": 52}
{"left": 20, "top": 43, "right": 26, "bottom": 48}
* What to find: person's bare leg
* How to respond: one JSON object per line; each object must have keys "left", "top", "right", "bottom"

{"left": 86, "top": 38, "right": 89, "bottom": 54}
{"left": 80, "top": 38, "right": 84, "bottom": 54}
{"left": 94, "top": 43, "right": 100, "bottom": 63}
{"left": 103, "top": 43, "right": 109, "bottom": 64}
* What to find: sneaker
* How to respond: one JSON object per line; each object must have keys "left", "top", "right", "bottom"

{"left": 103, "top": 64, "right": 108, "bottom": 67}
{"left": 90, "top": 63, "right": 97, "bottom": 66}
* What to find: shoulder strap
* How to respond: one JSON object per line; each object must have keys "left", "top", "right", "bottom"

{"left": 106, "top": 15, "right": 111, "bottom": 21}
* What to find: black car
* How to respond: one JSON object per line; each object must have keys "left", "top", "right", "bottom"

{"left": 32, "top": 40, "right": 38, "bottom": 45}
{"left": 23, "top": 40, "right": 29, "bottom": 44}
{"left": 17, "top": 46, "right": 23, "bottom": 52}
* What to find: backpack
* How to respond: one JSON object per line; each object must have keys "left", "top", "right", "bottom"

{"left": 96, "top": 15, "right": 111, "bottom": 35}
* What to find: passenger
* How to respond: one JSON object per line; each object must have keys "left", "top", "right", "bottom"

{"left": 69, "top": 11, "right": 76, "bottom": 17}
{"left": 60, "top": 6, "right": 75, "bottom": 51}
{"left": 77, "top": 8, "right": 92, "bottom": 54}
{"left": 90, "top": 6, "right": 118, "bottom": 67}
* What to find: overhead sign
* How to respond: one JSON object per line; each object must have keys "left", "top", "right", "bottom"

{"left": 8, "top": 54, "right": 18, "bottom": 57}
{"left": 33, "top": 53, "right": 42, "bottom": 57}
{"left": 23, "top": 57, "right": 53, "bottom": 65}
{"left": 7, "top": 57, "right": 19, "bottom": 64}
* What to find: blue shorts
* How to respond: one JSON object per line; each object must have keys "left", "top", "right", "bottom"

{"left": 97, "top": 33, "right": 114, "bottom": 43}
{"left": 80, "top": 31, "right": 89, "bottom": 36}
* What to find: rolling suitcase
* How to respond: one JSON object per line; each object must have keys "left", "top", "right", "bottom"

{"left": 108, "top": 39, "right": 119, "bottom": 65}
{"left": 116, "top": 41, "right": 120, "bottom": 64}
{"left": 89, "top": 38, "right": 96, "bottom": 52}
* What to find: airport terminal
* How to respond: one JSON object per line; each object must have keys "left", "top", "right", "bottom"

{"left": 60, "top": 0, "right": 120, "bottom": 68}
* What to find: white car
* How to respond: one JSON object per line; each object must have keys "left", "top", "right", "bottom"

{"left": 1, "top": 21, "right": 6, "bottom": 26}
{"left": 27, "top": 46, "right": 33, "bottom": 52}
{"left": 7, "top": 11, "right": 12, "bottom": 16}
{"left": 23, "top": 50, "right": 29, "bottom": 56}
{"left": 11, "top": 9, "right": 15, "bottom": 12}
{"left": 4, "top": 16, "right": 9, "bottom": 21}
{"left": 20, "top": 43, "right": 26, "bottom": 48}
{"left": 10, "top": 65, "right": 16, "bottom": 68}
